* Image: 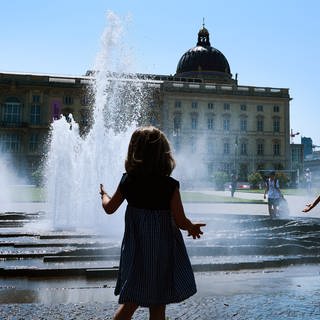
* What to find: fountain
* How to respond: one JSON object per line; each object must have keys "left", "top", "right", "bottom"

{"left": 45, "top": 11, "right": 147, "bottom": 235}
{"left": 0, "top": 155, "right": 18, "bottom": 210}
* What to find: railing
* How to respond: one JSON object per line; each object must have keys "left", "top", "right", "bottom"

{"left": 164, "top": 82, "right": 289, "bottom": 97}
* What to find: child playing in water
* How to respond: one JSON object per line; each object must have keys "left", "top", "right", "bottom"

{"left": 302, "top": 194, "right": 320, "bottom": 213}
{"left": 264, "top": 171, "right": 283, "bottom": 218}
{"left": 99, "top": 126, "right": 205, "bottom": 320}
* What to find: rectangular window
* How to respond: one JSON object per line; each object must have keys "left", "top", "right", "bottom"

{"left": 223, "top": 143, "right": 230, "bottom": 154}
{"left": 207, "top": 141, "right": 213, "bottom": 153}
{"left": 273, "top": 105, "right": 280, "bottom": 112}
{"left": 3, "top": 103, "right": 21, "bottom": 124}
{"left": 273, "top": 143, "right": 280, "bottom": 156}
{"left": 81, "top": 95, "right": 89, "bottom": 106}
{"left": 257, "top": 105, "right": 263, "bottom": 112}
{"left": 191, "top": 101, "right": 198, "bottom": 109}
{"left": 257, "top": 143, "right": 264, "bottom": 155}
{"left": 207, "top": 118, "right": 214, "bottom": 130}
{"left": 240, "top": 143, "right": 247, "bottom": 155}
{"left": 223, "top": 119, "right": 230, "bottom": 131}
{"left": 174, "top": 116, "right": 181, "bottom": 135}
{"left": 224, "top": 103, "right": 230, "bottom": 111}
{"left": 175, "top": 100, "right": 181, "bottom": 108}
{"left": 191, "top": 118, "right": 197, "bottom": 129}
{"left": 29, "top": 133, "right": 39, "bottom": 152}
{"left": 240, "top": 119, "right": 247, "bottom": 132}
{"left": 240, "top": 104, "right": 247, "bottom": 111}
{"left": 257, "top": 119, "right": 264, "bottom": 132}
{"left": 273, "top": 118, "right": 280, "bottom": 132}
{"left": 208, "top": 102, "right": 214, "bottom": 110}
{"left": 30, "top": 104, "right": 40, "bottom": 124}
{"left": 32, "top": 95, "right": 40, "bottom": 103}
{"left": 0, "top": 133, "right": 21, "bottom": 152}
{"left": 64, "top": 96, "right": 73, "bottom": 105}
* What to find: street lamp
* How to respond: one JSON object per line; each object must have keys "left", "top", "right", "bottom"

{"left": 290, "top": 129, "right": 300, "bottom": 144}
{"left": 290, "top": 129, "right": 300, "bottom": 187}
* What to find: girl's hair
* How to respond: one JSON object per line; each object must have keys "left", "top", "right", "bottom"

{"left": 125, "top": 126, "right": 175, "bottom": 176}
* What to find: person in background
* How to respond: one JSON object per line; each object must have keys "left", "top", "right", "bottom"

{"left": 264, "top": 171, "right": 282, "bottom": 218}
{"left": 230, "top": 172, "right": 237, "bottom": 197}
{"left": 100, "top": 126, "right": 206, "bottom": 320}
{"left": 304, "top": 168, "right": 312, "bottom": 195}
{"left": 302, "top": 194, "right": 320, "bottom": 213}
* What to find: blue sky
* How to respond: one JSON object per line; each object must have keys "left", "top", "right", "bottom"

{"left": 1, "top": 0, "right": 319, "bottom": 146}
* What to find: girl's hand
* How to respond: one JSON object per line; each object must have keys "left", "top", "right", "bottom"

{"left": 302, "top": 203, "right": 313, "bottom": 213}
{"left": 187, "top": 223, "right": 206, "bottom": 239}
{"left": 99, "top": 183, "right": 107, "bottom": 199}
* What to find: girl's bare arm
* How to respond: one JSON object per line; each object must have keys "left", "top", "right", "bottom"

{"left": 303, "top": 195, "right": 320, "bottom": 213}
{"left": 170, "top": 187, "right": 205, "bottom": 239}
{"left": 100, "top": 184, "right": 124, "bottom": 214}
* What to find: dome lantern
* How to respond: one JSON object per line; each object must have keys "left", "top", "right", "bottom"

{"left": 197, "top": 26, "right": 210, "bottom": 47}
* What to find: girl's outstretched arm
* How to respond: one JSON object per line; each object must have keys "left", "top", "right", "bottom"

{"left": 100, "top": 183, "right": 124, "bottom": 214}
{"left": 170, "top": 187, "right": 206, "bottom": 239}
{"left": 303, "top": 195, "right": 320, "bottom": 213}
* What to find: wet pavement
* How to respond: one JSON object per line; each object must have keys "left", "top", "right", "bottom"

{"left": 1, "top": 194, "right": 320, "bottom": 319}
{"left": 0, "top": 266, "right": 320, "bottom": 319}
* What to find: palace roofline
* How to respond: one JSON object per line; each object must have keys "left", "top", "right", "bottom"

{"left": 0, "top": 70, "right": 289, "bottom": 97}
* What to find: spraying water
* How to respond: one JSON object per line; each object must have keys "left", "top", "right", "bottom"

{"left": 0, "top": 154, "right": 25, "bottom": 211}
{"left": 45, "top": 12, "right": 148, "bottom": 234}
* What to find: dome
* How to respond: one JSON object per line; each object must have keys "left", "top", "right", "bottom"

{"left": 175, "top": 26, "right": 232, "bottom": 81}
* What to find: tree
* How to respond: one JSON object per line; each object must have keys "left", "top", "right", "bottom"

{"left": 248, "top": 172, "right": 264, "bottom": 189}
{"left": 212, "top": 171, "right": 229, "bottom": 190}
{"left": 276, "top": 172, "right": 290, "bottom": 188}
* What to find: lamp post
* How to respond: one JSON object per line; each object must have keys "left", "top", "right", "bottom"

{"left": 234, "top": 135, "right": 238, "bottom": 175}
{"left": 290, "top": 129, "right": 300, "bottom": 186}
{"left": 290, "top": 129, "right": 300, "bottom": 144}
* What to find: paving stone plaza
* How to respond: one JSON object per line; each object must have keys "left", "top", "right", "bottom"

{"left": 1, "top": 193, "right": 320, "bottom": 319}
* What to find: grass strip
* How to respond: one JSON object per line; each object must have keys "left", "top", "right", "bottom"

{"left": 181, "top": 192, "right": 265, "bottom": 204}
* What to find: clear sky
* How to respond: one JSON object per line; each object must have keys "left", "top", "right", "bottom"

{"left": 1, "top": 0, "right": 319, "bottom": 146}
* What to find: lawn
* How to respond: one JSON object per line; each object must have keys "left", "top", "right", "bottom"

{"left": 237, "top": 188, "right": 312, "bottom": 196}
{"left": 8, "top": 186, "right": 305, "bottom": 204}
{"left": 5, "top": 185, "right": 45, "bottom": 202}
{"left": 181, "top": 191, "right": 265, "bottom": 203}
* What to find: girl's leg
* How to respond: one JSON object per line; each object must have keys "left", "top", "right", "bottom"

{"left": 149, "top": 304, "right": 166, "bottom": 320}
{"left": 113, "top": 303, "right": 138, "bottom": 320}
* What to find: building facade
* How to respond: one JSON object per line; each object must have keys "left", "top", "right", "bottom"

{"left": 0, "top": 72, "right": 92, "bottom": 179}
{"left": 151, "top": 26, "right": 291, "bottom": 183}
{"left": 0, "top": 26, "right": 291, "bottom": 184}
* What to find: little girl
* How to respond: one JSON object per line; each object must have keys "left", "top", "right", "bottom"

{"left": 100, "top": 126, "right": 205, "bottom": 320}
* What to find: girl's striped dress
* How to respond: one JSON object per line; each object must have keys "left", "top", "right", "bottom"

{"left": 114, "top": 173, "right": 196, "bottom": 307}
